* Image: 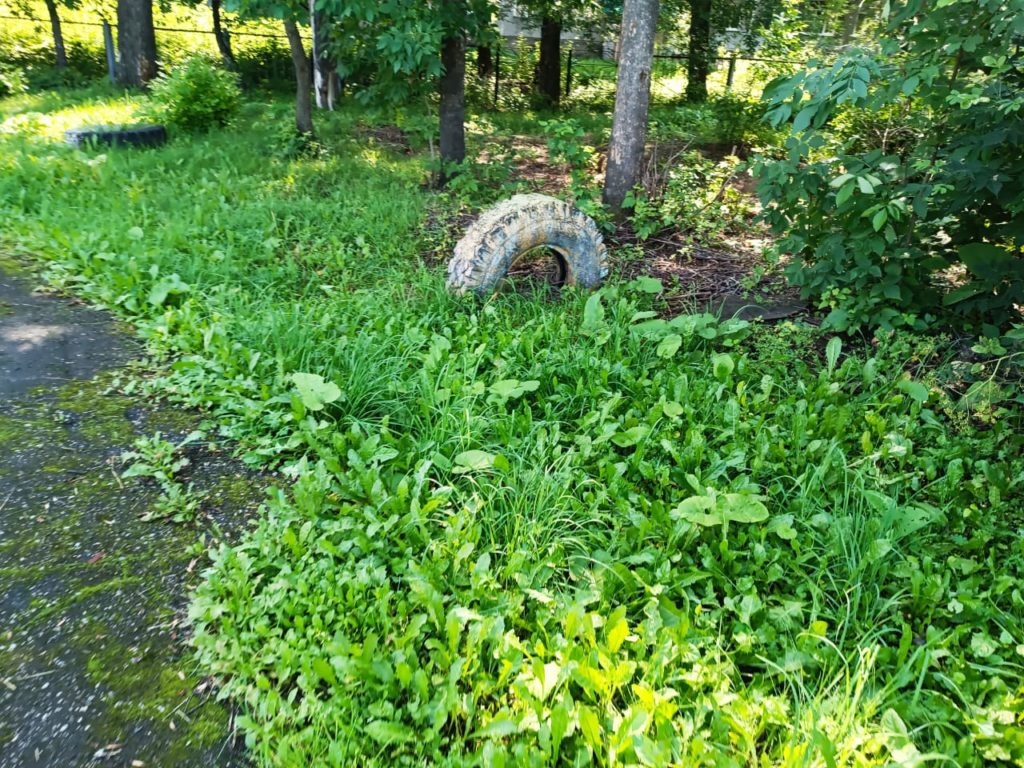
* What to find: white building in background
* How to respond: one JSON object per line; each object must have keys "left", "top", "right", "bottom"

{"left": 494, "top": 2, "right": 610, "bottom": 57}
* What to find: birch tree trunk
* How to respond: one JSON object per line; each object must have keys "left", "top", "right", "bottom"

{"left": 309, "top": 0, "right": 338, "bottom": 109}
{"left": 602, "top": 0, "right": 659, "bottom": 212}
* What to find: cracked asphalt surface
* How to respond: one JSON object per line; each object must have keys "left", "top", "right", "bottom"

{"left": 1, "top": 265, "right": 258, "bottom": 768}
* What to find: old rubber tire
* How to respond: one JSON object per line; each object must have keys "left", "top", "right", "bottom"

{"left": 447, "top": 193, "right": 608, "bottom": 295}
{"left": 65, "top": 124, "right": 167, "bottom": 149}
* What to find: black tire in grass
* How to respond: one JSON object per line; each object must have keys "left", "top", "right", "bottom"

{"left": 447, "top": 193, "right": 608, "bottom": 296}
{"left": 65, "top": 124, "right": 167, "bottom": 149}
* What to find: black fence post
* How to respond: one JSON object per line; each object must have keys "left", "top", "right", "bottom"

{"left": 102, "top": 19, "right": 116, "bottom": 84}
{"left": 726, "top": 54, "right": 736, "bottom": 90}
{"left": 565, "top": 46, "right": 573, "bottom": 97}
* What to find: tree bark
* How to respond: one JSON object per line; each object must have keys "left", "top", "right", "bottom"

{"left": 211, "top": 0, "right": 236, "bottom": 70}
{"left": 439, "top": 33, "right": 466, "bottom": 184}
{"left": 43, "top": 0, "right": 67, "bottom": 69}
{"left": 476, "top": 45, "right": 493, "bottom": 76}
{"left": 839, "top": 0, "right": 865, "bottom": 43}
{"left": 116, "top": 0, "right": 157, "bottom": 88}
{"left": 309, "top": 0, "right": 338, "bottom": 109}
{"left": 603, "top": 0, "right": 659, "bottom": 212}
{"left": 685, "top": 0, "right": 711, "bottom": 102}
{"left": 536, "top": 16, "right": 561, "bottom": 109}
{"left": 283, "top": 19, "right": 314, "bottom": 135}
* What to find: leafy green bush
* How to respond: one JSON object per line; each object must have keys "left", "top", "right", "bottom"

{"left": 626, "top": 151, "right": 754, "bottom": 241}
{"left": 146, "top": 56, "right": 241, "bottom": 131}
{"left": 0, "top": 63, "right": 27, "bottom": 98}
{"left": 650, "top": 95, "right": 780, "bottom": 150}
{"left": 542, "top": 118, "right": 610, "bottom": 227}
{"left": 756, "top": 0, "right": 1024, "bottom": 332}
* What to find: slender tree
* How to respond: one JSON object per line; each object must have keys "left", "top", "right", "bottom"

{"left": 283, "top": 19, "right": 314, "bottom": 135}
{"left": 42, "top": 0, "right": 68, "bottom": 69}
{"left": 518, "top": 0, "right": 606, "bottom": 109}
{"left": 116, "top": 0, "right": 158, "bottom": 87}
{"left": 685, "top": 0, "right": 712, "bottom": 101}
{"left": 210, "top": 0, "right": 237, "bottom": 70}
{"left": 603, "top": 0, "right": 659, "bottom": 211}
{"left": 439, "top": 32, "right": 467, "bottom": 178}
{"left": 537, "top": 16, "right": 562, "bottom": 108}
{"left": 476, "top": 44, "right": 493, "bottom": 76}
{"left": 309, "top": 0, "right": 339, "bottom": 109}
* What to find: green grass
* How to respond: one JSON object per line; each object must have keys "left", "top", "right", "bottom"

{"left": 0, "top": 86, "right": 1022, "bottom": 767}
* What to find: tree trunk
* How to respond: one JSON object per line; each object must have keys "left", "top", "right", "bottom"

{"left": 439, "top": 33, "right": 466, "bottom": 184}
{"left": 839, "top": 0, "right": 865, "bottom": 43}
{"left": 43, "top": 0, "right": 67, "bottom": 69}
{"left": 476, "top": 45, "right": 493, "bottom": 76}
{"left": 210, "top": 0, "right": 236, "bottom": 70}
{"left": 685, "top": 0, "right": 712, "bottom": 102}
{"left": 283, "top": 19, "right": 314, "bottom": 135}
{"left": 536, "top": 17, "right": 561, "bottom": 109}
{"left": 116, "top": 0, "right": 157, "bottom": 88}
{"left": 309, "top": 0, "right": 338, "bottom": 109}
{"left": 603, "top": 0, "right": 659, "bottom": 212}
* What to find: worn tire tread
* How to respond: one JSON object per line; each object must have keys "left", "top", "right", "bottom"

{"left": 447, "top": 193, "right": 608, "bottom": 295}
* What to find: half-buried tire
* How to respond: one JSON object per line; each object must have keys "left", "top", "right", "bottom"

{"left": 447, "top": 193, "right": 608, "bottom": 296}
{"left": 65, "top": 124, "right": 167, "bottom": 149}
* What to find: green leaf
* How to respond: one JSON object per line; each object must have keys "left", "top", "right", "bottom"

{"left": 792, "top": 106, "right": 816, "bottom": 133}
{"left": 769, "top": 514, "right": 798, "bottom": 540}
{"left": 721, "top": 494, "right": 770, "bottom": 523}
{"left": 959, "top": 242, "right": 1014, "bottom": 282}
{"left": 312, "top": 657, "right": 336, "bottom": 685}
{"left": 630, "top": 276, "right": 664, "bottom": 294}
{"left": 488, "top": 379, "right": 539, "bottom": 403}
{"left": 605, "top": 608, "right": 629, "bottom": 653}
{"left": 656, "top": 334, "right": 682, "bottom": 358}
{"left": 578, "top": 707, "right": 603, "bottom": 751}
{"left": 857, "top": 176, "right": 874, "bottom": 195}
{"left": 471, "top": 716, "right": 518, "bottom": 740}
{"left": 823, "top": 308, "right": 851, "bottom": 331}
{"left": 871, "top": 208, "right": 888, "bottom": 231}
{"left": 898, "top": 379, "right": 929, "bottom": 403}
{"left": 290, "top": 372, "right": 341, "bottom": 411}
{"left": 674, "top": 495, "right": 721, "bottom": 526}
{"left": 612, "top": 426, "right": 650, "bottom": 448}
{"left": 835, "top": 181, "right": 855, "bottom": 206}
{"left": 712, "top": 353, "right": 735, "bottom": 382}
{"left": 825, "top": 337, "right": 842, "bottom": 373}
{"left": 581, "top": 291, "right": 605, "bottom": 333}
{"left": 662, "top": 400, "right": 684, "bottom": 418}
{"left": 453, "top": 450, "right": 499, "bottom": 472}
{"left": 366, "top": 720, "right": 415, "bottom": 744}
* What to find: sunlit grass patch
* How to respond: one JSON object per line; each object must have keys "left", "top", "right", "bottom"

{"left": 0, "top": 91, "right": 143, "bottom": 140}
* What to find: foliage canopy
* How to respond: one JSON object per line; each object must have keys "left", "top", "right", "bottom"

{"left": 756, "top": 0, "right": 1024, "bottom": 331}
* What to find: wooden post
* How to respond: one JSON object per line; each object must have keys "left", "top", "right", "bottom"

{"left": 565, "top": 46, "right": 573, "bottom": 97}
{"left": 102, "top": 20, "right": 116, "bottom": 84}
{"left": 493, "top": 46, "right": 500, "bottom": 107}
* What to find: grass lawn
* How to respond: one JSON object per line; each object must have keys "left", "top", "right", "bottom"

{"left": 1, "top": 87, "right": 1022, "bottom": 766}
